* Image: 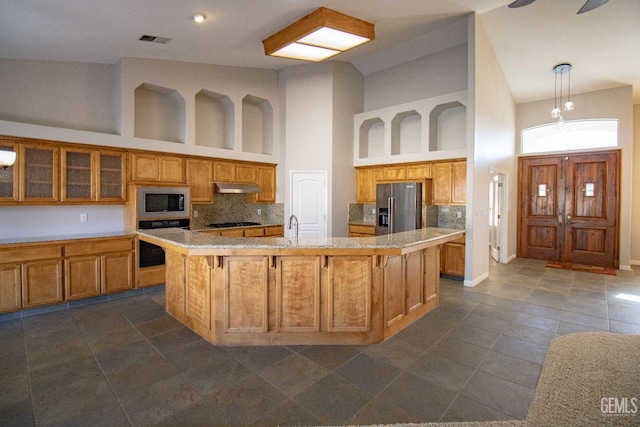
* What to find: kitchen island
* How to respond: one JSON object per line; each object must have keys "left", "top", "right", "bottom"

{"left": 137, "top": 227, "right": 464, "bottom": 346}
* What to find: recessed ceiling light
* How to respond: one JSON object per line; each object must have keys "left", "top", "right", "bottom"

{"left": 193, "top": 14, "right": 206, "bottom": 23}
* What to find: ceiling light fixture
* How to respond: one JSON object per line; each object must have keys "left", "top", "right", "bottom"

{"left": 262, "top": 7, "right": 375, "bottom": 62}
{"left": 193, "top": 14, "right": 206, "bottom": 23}
{"left": 551, "top": 63, "right": 574, "bottom": 130}
{"left": 0, "top": 151, "right": 16, "bottom": 170}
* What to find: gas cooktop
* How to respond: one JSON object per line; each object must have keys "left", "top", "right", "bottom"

{"left": 208, "top": 222, "right": 261, "bottom": 228}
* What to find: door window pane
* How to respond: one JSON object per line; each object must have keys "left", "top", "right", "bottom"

{"left": 521, "top": 119, "right": 617, "bottom": 154}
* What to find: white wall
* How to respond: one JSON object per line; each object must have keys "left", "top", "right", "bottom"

{"left": 280, "top": 61, "right": 364, "bottom": 237}
{"left": 332, "top": 62, "right": 364, "bottom": 236}
{"left": 363, "top": 43, "right": 468, "bottom": 111}
{"left": 0, "top": 59, "right": 117, "bottom": 134}
{"left": 467, "top": 14, "right": 517, "bottom": 286}
{"left": 517, "top": 86, "right": 634, "bottom": 269}
{"left": 281, "top": 62, "right": 334, "bottom": 235}
{"left": 0, "top": 205, "right": 124, "bottom": 239}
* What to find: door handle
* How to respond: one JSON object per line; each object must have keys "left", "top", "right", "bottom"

{"left": 389, "top": 198, "right": 395, "bottom": 234}
{"left": 566, "top": 214, "right": 572, "bottom": 224}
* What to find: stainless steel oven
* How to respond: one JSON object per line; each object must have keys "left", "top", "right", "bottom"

{"left": 138, "top": 218, "right": 190, "bottom": 267}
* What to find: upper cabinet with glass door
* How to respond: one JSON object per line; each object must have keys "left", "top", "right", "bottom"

{"left": 0, "top": 141, "right": 19, "bottom": 202}
{"left": 21, "top": 142, "right": 60, "bottom": 203}
{"left": 61, "top": 148, "right": 125, "bottom": 203}
{"left": 0, "top": 136, "right": 126, "bottom": 205}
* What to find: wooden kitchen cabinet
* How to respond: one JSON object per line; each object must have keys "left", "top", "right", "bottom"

{"left": 244, "top": 227, "right": 265, "bottom": 237}
{"left": 0, "top": 236, "right": 135, "bottom": 313}
{"left": 65, "top": 255, "right": 101, "bottom": 300}
{"left": 0, "top": 244, "right": 65, "bottom": 309}
{"left": 356, "top": 167, "right": 384, "bottom": 203}
{"left": 130, "top": 152, "right": 184, "bottom": 184}
{"left": 406, "top": 163, "right": 431, "bottom": 179}
{"left": 252, "top": 165, "right": 276, "bottom": 203}
{"left": 264, "top": 225, "right": 284, "bottom": 237}
{"left": 61, "top": 147, "right": 94, "bottom": 202}
{"left": 65, "top": 236, "right": 135, "bottom": 299}
{"left": 97, "top": 151, "right": 126, "bottom": 202}
{"left": 213, "top": 161, "right": 236, "bottom": 182}
{"left": 200, "top": 225, "right": 283, "bottom": 238}
{"left": 213, "top": 161, "right": 272, "bottom": 203}
{"left": 58, "top": 147, "right": 126, "bottom": 203}
{"left": 440, "top": 236, "right": 465, "bottom": 279}
{"left": 383, "top": 165, "right": 407, "bottom": 181}
{"left": 236, "top": 164, "right": 256, "bottom": 183}
{"left": 433, "top": 160, "right": 466, "bottom": 205}
{"left": 20, "top": 143, "right": 60, "bottom": 203}
{"left": 220, "top": 229, "right": 244, "bottom": 237}
{"left": 1, "top": 136, "right": 124, "bottom": 205}
{"left": 348, "top": 224, "right": 376, "bottom": 237}
{"left": 186, "top": 159, "right": 213, "bottom": 203}
{"left": 102, "top": 251, "right": 135, "bottom": 293}
{"left": 0, "top": 264, "right": 21, "bottom": 313}
{"left": 22, "top": 260, "right": 64, "bottom": 308}
{"left": 0, "top": 141, "right": 18, "bottom": 202}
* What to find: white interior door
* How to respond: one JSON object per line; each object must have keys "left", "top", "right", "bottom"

{"left": 291, "top": 171, "right": 327, "bottom": 239}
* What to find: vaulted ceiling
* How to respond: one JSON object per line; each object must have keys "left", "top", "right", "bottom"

{"left": 1, "top": 0, "right": 638, "bottom": 103}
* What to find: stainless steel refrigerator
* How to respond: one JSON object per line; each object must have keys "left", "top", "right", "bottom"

{"left": 376, "top": 182, "right": 422, "bottom": 235}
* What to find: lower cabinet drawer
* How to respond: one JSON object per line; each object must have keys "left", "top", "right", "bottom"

{"left": 65, "top": 239, "right": 133, "bottom": 257}
{"left": 244, "top": 228, "right": 265, "bottom": 237}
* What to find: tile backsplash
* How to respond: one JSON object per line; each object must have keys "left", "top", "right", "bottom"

{"left": 348, "top": 203, "right": 465, "bottom": 230}
{"left": 437, "top": 205, "right": 466, "bottom": 229}
{"left": 348, "top": 203, "right": 376, "bottom": 225}
{"left": 191, "top": 194, "right": 284, "bottom": 229}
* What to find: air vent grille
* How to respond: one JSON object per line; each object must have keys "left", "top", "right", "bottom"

{"left": 139, "top": 35, "right": 172, "bottom": 44}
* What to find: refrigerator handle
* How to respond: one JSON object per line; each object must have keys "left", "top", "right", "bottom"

{"left": 389, "top": 197, "right": 395, "bottom": 234}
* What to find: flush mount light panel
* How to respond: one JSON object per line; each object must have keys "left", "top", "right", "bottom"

{"left": 263, "top": 7, "right": 375, "bottom": 62}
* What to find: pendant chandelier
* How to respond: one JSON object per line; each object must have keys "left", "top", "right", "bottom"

{"left": 551, "top": 63, "right": 574, "bottom": 130}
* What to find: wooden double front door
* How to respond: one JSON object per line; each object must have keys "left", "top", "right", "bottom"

{"left": 518, "top": 150, "right": 619, "bottom": 268}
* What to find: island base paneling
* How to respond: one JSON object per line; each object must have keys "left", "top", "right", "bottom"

{"left": 163, "top": 248, "right": 444, "bottom": 346}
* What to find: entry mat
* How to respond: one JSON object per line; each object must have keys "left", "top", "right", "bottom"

{"left": 546, "top": 260, "right": 616, "bottom": 276}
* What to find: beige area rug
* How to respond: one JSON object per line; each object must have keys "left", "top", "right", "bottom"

{"left": 353, "top": 332, "right": 640, "bottom": 427}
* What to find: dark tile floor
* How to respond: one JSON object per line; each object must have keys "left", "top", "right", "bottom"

{"left": 2, "top": 258, "right": 640, "bottom": 426}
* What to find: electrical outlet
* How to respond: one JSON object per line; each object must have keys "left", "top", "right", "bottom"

{"left": 257, "top": 208, "right": 262, "bottom": 215}
{"left": 371, "top": 208, "right": 376, "bottom": 215}
{"left": 193, "top": 210, "right": 198, "bottom": 218}
{"left": 80, "top": 213, "right": 88, "bottom": 222}
{"left": 456, "top": 211, "right": 462, "bottom": 219}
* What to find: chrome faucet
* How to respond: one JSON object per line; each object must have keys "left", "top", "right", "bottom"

{"left": 288, "top": 214, "right": 299, "bottom": 240}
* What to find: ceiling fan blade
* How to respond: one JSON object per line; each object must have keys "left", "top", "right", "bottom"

{"left": 577, "top": 0, "right": 609, "bottom": 14}
{"left": 508, "top": 0, "right": 537, "bottom": 8}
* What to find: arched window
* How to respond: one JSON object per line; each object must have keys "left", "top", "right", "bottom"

{"left": 521, "top": 119, "right": 618, "bottom": 154}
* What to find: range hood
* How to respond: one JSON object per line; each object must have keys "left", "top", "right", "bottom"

{"left": 214, "top": 182, "right": 261, "bottom": 194}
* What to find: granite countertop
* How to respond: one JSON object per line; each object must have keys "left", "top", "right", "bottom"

{"left": 137, "top": 227, "right": 465, "bottom": 252}
{"left": 0, "top": 231, "right": 136, "bottom": 246}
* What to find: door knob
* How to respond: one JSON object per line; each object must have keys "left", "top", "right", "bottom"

{"left": 566, "top": 214, "right": 572, "bottom": 224}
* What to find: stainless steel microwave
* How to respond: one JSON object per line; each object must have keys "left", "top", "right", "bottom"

{"left": 137, "top": 186, "right": 190, "bottom": 219}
